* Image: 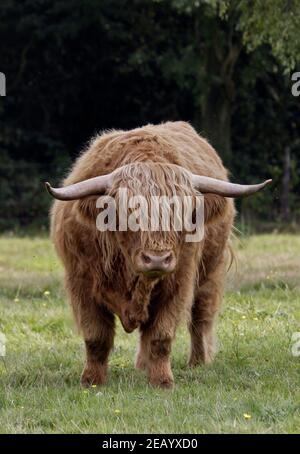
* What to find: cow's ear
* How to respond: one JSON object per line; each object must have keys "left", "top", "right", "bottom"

{"left": 203, "top": 194, "right": 229, "bottom": 224}
{"left": 75, "top": 197, "right": 99, "bottom": 224}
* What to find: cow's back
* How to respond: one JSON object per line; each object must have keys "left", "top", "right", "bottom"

{"left": 61, "top": 121, "right": 229, "bottom": 186}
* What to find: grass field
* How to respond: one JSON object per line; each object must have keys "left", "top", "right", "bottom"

{"left": 0, "top": 234, "right": 299, "bottom": 434}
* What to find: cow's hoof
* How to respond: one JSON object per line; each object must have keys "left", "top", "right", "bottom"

{"left": 80, "top": 367, "right": 106, "bottom": 387}
{"left": 188, "top": 344, "right": 215, "bottom": 367}
{"left": 149, "top": 376, "right": 174, "bottom": 390}
{"left": 188, "top": 352, "right": 214, "bottom": 368}
{"left": 187, "top": 356, "right": 204, "bottom": 368}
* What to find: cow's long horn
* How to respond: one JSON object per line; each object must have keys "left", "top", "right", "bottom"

{"left": 45, "top": 170, "right": 119, "bottom": 201}
{"left": 191, "top": 174, "right": 272, "bottom": 197}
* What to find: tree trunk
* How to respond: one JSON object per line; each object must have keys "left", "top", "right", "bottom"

{"left": 199, "top": 24, "right": 241, "bottom": 167}
{"left": 280, "top": 145, "right": 291, "bottom": 222}
{"left": 202, "top": 82, "right": 232, "bottom": 165}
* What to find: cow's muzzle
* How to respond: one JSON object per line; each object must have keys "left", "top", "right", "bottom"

{"left": 135, "top": 250, "right": 176, "bottom": 277}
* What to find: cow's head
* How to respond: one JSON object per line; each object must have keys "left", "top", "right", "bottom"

{"left": 46, "top": 163, "right": 271, "bottom": 280}
{"left": 107, "top": 163, "right": 202, "bottom": 279}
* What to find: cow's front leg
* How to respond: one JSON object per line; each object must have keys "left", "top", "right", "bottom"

{"left": 137, "top": 327, "right": 175, "bottom": 389}
{"left": 82, "top": 318, "right": 114, "bottom": 387}
{"left": 135, "top": 295, "right": 179, "bottom": 389}
{"left": 74, "top": 295, "right": 115, "bottom": 387}
{"left": 67, "top": 272, "right": 116, "bottom": 386}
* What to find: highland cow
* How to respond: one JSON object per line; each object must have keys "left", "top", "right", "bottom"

{"left": 47, "top": 121, "right": 270, "bottom": 389}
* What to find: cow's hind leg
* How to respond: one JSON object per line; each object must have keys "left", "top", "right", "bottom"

{"left": 188, "top": 273, "right": 223, "bottom": 367}
{"left": 135, "top": 344, "right": 148, "bottom": 372}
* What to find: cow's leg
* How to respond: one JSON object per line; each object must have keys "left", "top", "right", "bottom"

{"left": 135, "top": 343, "right": 148, "bottom": 372}
{"left": 135, "top": 297, "right": 182, "bottom": 389}
{"left": 137, "top": 325, "right": 175, "bottom": 389}
{"left": 67, "top": 275, "right": 115, "bottom": 386}
{"left": 81, "top": 305, "right": 115, "bottom": 387}
{"left": 188, "top": 272, "right": 224, "bottom": 367}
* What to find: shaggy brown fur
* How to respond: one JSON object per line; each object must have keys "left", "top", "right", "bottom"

{"left": 50, "top": 121, "right": 235, "bottom": 389}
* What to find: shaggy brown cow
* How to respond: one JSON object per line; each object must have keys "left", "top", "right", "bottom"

{"left": 47, "top": 121, "right": 270, "bottom": 389}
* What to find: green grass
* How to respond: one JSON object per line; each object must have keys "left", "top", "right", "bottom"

{"left": 0, "top": 234, "right": 299, "bottom": 434}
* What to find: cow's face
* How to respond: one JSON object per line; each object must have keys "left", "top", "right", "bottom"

{"left": 116, "top": 230, "right": 180, "bottom": 278}
{"left": 109, "top": 163, "right": 199, "bottom": 279}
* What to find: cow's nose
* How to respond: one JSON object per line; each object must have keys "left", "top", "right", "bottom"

{"left": 136, "top": 250, "right": 176, "bottom": 275}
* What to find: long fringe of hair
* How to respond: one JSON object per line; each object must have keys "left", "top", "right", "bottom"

{"left": 98, "top": 162, "right": 201, "bottom": 278}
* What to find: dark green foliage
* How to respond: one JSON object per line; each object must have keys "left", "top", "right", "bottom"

{"left": 0, "top": 0, "right": 299, "bottom": 230}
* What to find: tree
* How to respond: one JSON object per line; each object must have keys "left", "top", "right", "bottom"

{"left": 169, "top": 0, "right": 300, "bottom": 162}
{"left": 0, "top": 0, "right": 299, "bottom": 229}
